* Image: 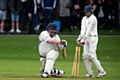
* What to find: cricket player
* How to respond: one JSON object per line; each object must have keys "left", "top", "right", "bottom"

{"left": 76, "top": 5, "right": 106, "bottom": 78}
{"left": 38, "top": 23, "right": 67, "bottom": 78}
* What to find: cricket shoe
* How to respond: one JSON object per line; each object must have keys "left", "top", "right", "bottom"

{"left": 83, "top": 73, "right": 94, "bottom": 78}
{"left": 41, "top": 72, "right": 49, "bottom": 78}
{"left": 40, "top": 68, "right": 44, "bottom": 74}
{"left": 96, "top": 71, "right": 106, "bottom": 78}
{"left": 56, "top": 70, "right": 65, "bottom": 77}
{"left": 51, "top": 68, "right": 65, "bottom": 77}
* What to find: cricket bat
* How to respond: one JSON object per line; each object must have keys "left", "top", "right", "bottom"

{"left": 62, "top": 47, "right": 67, "bottom": 59}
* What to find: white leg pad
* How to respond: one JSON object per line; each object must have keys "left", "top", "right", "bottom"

{"left": 44, "top": 50, "right": 59, "bottom": 75}
{"left": 83, "top": 54, "right": 93, "bottom": 75}
{"left": 44, "top": 59, "right": 55, "bottom": 74}
{"left": 40, "top": 58, "right": 46, "bottom": 68}
{"left": 87, "top": 53, "right": 104, "bottom": 72}
{"left": 51, "top": 68, "right": 59, "bottom": 76}
{"left": 91, "top": 57, "right": 104, "bottom": 72}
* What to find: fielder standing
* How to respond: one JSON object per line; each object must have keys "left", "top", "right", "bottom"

{"left": 76, "top": 5, "right": 106, "bottom": 78}
{"left": 38, "top": 23, "right": 67, "bottom": 78}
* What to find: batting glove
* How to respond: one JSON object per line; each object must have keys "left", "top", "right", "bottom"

{"left": 58, "top": 44, "right": 64, "bottom": 50}
{"left": 60, "top": 40, "right": 67, "bottom": 47}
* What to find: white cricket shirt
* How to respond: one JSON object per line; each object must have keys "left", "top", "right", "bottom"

{"left": 38, "top": 31, "right": 60, "bottom": 54}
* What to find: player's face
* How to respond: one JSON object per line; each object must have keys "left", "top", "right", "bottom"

{"left": 49, "top": 30, "right": 57, "bottom": 36}
{"left": 85, "top": 12, "right": 91, "bottom": 17}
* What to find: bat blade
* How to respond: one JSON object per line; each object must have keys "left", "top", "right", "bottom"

{"left": 62, "top": 47, "right": 67, "bottom": 59}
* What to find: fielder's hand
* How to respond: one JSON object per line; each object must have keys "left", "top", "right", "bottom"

{"left": 76, "top": 39, "right": 85, "bottom": 46}
{"left": 76, "top": 35, "right": 84, "bottom": 44}
{"left": 77, "top": 36, "right": 86, "bottom": 46}
{"left": 76, "top": 39, "right": 80, "bottom": 45}
{"left": 77, "top": 35, "right": 84, "bottom": 40}
{"left": 80, "top": 38, "right": 86, "bottom": 46}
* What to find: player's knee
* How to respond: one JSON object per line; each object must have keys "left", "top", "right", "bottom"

{"left": 83, "top": 53, "right": 96, "bottom": 60}
{"left": 82, "top": 53, "right": 88, "bottom": 60}
{"left": 46, "top": 50, "right": 59, "bottom": 60}
{"left": 88, "top": 53, "right": 96, "bottom": 59}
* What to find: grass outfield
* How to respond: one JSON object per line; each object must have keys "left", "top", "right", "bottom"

{"left": 0, "top": 35, "right": 120, "bottom": 80}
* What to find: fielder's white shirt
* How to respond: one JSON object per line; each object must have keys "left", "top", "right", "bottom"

{"left": 38, "top": 31, "right": 60, "bottom": 55}
{"left": 80, "top": 14, "right": 98, "bottom": 37}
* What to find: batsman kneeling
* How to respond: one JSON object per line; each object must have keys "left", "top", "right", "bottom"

{"left": 76, "top": 5, "right": 106, "bottom": 78}
{"left": 38, "top": 23, "right": 67, "bottom": 78}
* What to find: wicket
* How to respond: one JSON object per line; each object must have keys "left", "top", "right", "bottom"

{"left": 71, "top": 46, "right": 80, "bottom": 77}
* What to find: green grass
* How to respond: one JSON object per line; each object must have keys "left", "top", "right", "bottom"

{"left": 0, "top": 35, "right": 120, "bottom": 80}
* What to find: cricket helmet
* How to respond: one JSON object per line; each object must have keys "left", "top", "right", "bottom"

{"left": 84, "top": 5, "right": 93, "bottom": 12}
{"left": 46, "top": 23, "right": 57, "bottom": 30}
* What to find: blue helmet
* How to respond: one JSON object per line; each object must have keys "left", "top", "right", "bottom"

{"left": 46, "top": 23, "right": 57, "bottom": 30}
{"left": 84, "top": 5, "right": 93, "bottom": 12}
